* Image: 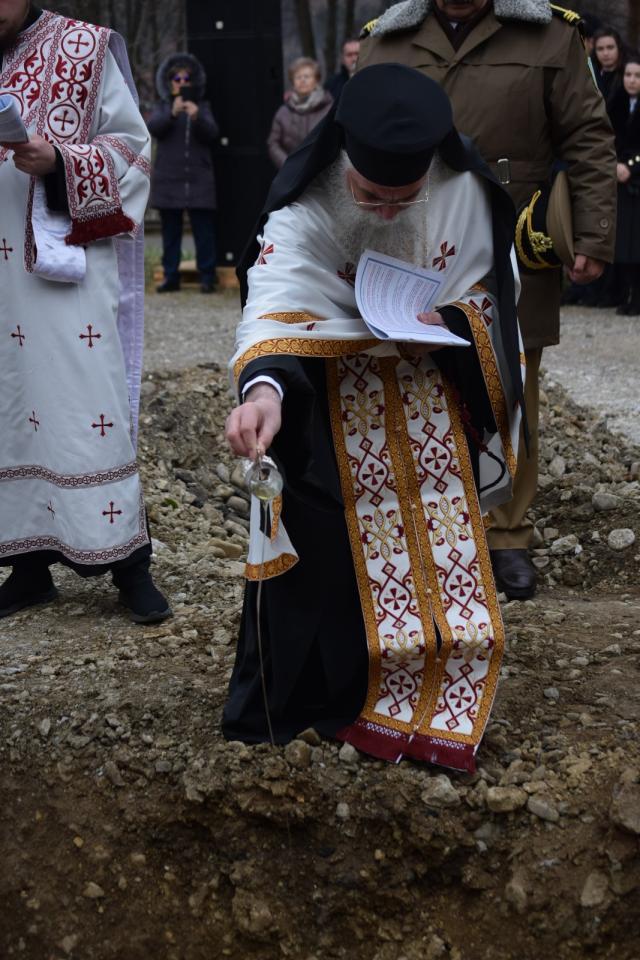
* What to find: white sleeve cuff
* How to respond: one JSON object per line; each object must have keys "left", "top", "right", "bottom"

{"left": 242, "top": 375, "right": 284, "bottom": 402}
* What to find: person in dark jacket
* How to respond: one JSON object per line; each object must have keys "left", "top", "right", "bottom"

{"left": 324, "top": 38, "right": 360, "bottom": 102}
{"left": 148, "top": 53, "right": 219, "bottom": 293}
{"left": 267, "top": 58, "right": 333, "bottom": 169}
{"left": 593, "top": 27, "right": 626, "bottom": 106}
{"left": 610, "top": 55, "right": 640, "bottom": 315}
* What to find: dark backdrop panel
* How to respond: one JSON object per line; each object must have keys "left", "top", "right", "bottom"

{"left": 186, "top": 2, "right": 283, "bottom": 266}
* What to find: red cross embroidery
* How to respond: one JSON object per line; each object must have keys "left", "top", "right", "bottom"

{"left": 469, "top": 296, "right": 493, "bottom": 326}
{"left": 0, "top": 239, "right": 13, "bottom": 261}
{"left": 257, "top": 242, "right": 274, "bottom": 265}
{"left": 432, "top": 242, "right": 456, "bottom": 272}
{"left": 338, "top": 262, "right": 356, "bottom": 286}
{"left": 53, "top": 109, "right": 74, "bottom": 132}
{"left": 70, "top": 33, "right": 90, "bottom": 54}
{"left": 80, "top": 324, "right": 101, "bottom": 347}
{"left": 92, "top": 414, "right": 114, "bottom": 437}
{"left": 29, "top": 411, "right": 40, "bottom": 432}
{"left": 102, "top": 501, "right": 122, "bottom": 524}
{"left": 11, "top": 326, "right": 25, "bottom": 346}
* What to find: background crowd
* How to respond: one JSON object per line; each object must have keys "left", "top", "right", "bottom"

{"left": 563, "top": 12, "right": 640, "bottom": 313}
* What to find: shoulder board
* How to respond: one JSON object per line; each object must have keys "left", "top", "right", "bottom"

{"left": 550, "top": 5, "right": 585, "bottom": 46}
{"left": 550, "top": 4, "right": 582, "bottom": 26}
{"left": 359, "top": 18, "right": 378, "bottom": 40}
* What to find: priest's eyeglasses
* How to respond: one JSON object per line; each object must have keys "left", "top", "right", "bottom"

{"left": 350, "top": 184, "right": 429, "bottom": 210}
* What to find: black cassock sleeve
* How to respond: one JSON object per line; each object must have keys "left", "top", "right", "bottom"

{"left": 43, "top": 148, "right": 70, "bottom": 214}
{"left": 432, "top": 305, "right": 497, "bottom": 439}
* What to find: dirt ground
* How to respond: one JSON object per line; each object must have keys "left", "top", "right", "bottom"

{"left": 1, "top": 301, "right": 639, "bottom": 960}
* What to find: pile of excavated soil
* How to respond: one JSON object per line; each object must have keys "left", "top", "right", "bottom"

{"left": 0, "top": 364, "right": 639, "bottom": 960}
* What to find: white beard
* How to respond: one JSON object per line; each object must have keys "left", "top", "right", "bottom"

{"left": 322, "top": 151, "right": 431, "bottom": 267}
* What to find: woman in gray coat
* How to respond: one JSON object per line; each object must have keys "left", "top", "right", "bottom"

{"left": 267, "top": 58, "right": 333, "bottom": 169}
{"left": 148, "top": 53, "right": 219, "bottom": 293}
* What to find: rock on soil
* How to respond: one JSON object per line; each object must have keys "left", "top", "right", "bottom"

{"left": 0, "top": 363, "right": 639, "bottom": 960}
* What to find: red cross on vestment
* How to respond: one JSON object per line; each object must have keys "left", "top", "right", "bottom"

{"left": 102, "top": 501, "right": 122, "bottom": 524}
{"left": 70, "top": 32, "right": 90, "bottom": 54}
{"left": 0, "top": 239, "right": 13, "bottom": 261}
{"left": 80, "top": 324, "right": 101, "bottom": 347}
{"left": 257, "top": 242, "right": 274, "bottom": 265}
{"left": 29, "top": 411, "right": 40, "bottom": 431}
{"left": 432, "top": 242, "right": 456, "bottom": 272}
{"left": 47, "top": 501, "right": 55, "bottom": 519}
{"left": 11, "top": 326, "right": 25, "bottom": 346}
{"left": 92, "top": 414, "right": 114, "bottom": 437}
{"left": 469, "top": 296, "right": 493, "bottom": 326}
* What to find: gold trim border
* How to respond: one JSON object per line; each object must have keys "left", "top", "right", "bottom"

{"left": 233, "top": 337, "right": 379, "bottom": 381}
{"left": 245, "top": 553, "right": 298, "bottom": 581}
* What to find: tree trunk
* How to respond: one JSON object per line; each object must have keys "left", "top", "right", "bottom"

{"left": 345, "top": 0, "right": 357, "bottom": 40}
{"left": 324, "top": 0, "right": 339, "bottom": 77}
{"left": 629, "top": 0, "right": 639, "bottom": 48}
{"left": 293, "top": 0, "right": 316, "bottom": 59}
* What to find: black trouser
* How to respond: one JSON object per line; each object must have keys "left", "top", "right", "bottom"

{"left": 159, "top": 208, "right": 217, "bottom": 285}
{"left": 620, "top": 263, "right": 640, "bottom": 308}
{"left": 5, "top": 542, "right": 152, "bottom": 584}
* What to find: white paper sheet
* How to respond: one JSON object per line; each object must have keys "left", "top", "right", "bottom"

{"left": 355, "top": 249, "right": 471, "bottom": 347}
{"left": 0, "top": 95, "right": 28, "bottom": 143}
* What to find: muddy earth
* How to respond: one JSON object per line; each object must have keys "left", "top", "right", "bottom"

{"left": 1, "top": 359, "right": 639, "bottom": 960}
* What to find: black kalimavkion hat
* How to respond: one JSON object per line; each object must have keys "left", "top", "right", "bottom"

{"left": 335, "top": 63, "right": 454, "bottom": 186}
{"left": 515, "top": 171, "right": 575, "bottom": 272}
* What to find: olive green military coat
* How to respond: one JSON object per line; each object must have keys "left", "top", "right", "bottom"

{"left": 358, "top": 1, "right": 617, "bottom": 348}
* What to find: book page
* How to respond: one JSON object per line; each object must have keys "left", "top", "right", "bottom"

{"left": 355, "top": 249, "right": 470, "bottom": 347}
{"left": 0, "top": 95, "right": 28, "bottom": 143}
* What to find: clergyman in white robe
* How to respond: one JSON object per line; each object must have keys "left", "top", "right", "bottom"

{"left": 0, "top": 5, "right": 170, "bottom": 623}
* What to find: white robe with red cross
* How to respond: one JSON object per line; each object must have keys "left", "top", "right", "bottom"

{"left": 0, "top": 13, "right": 151, "bottom": 565}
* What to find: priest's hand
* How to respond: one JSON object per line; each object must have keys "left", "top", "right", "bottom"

{"left": 567, "top": 254, "right": 605, "bottom": 285}
{"left": 225, "top": 385, "right": 282, "bottom": 459}
{"left": 2, "top": 136, "right": 57, "bottom": 176}
{"left": 409, "top": 311, "right": 448, "bottom": 354}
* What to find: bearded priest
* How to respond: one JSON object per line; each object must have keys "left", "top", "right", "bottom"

{"left": 224, "top": 64, "right": 525, "bottom": 772}
{"left": 0, "top": 2, "right": 170, "bottom": 623}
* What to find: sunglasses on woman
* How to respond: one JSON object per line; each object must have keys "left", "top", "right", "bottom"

{"left": 172, "top": 72, "right": 191, "bottom": 83}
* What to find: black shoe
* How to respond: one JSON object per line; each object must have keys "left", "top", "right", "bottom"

{"left": 156, "top": 280, "right": 181, "bottom": 294}
{"left": 490, "top": 549, "right": 537, "bottom": 601}
{"left": 0, "top": 567, "right": 59, "bottom": 619}
{"left": 200, "top": 281, "right": 217, "bottom": 294}
{"left": 114, "top": 562, "right": 172, "bottom": 624}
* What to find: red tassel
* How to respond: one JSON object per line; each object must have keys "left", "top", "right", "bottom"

{"left": 65, "top": 210, "right": 135, "bottom": 246}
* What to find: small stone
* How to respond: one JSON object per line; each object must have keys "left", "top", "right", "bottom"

{"left": 296, "top": 727, "right": 322, "bottom": 747}
{"left": 38, "top": 718, "right": 51, "bottom": 738}
{"left": 580, "top": 871, "right": 609, "bottom": 908}
{"left": 548, "top": 455, "right": 566, "bottom": 478}
{"left": 227, "top": 495, "right": 250, "bottom": 517}
{"left": 155, "top": 759, "right": 172, "bottom": 773}
{"left": 592, "top": 491, "right": 622, "bottom": 512}
{"left": 543, "top": 527, "right": 559, "bottom": 542}
{"left": 610, "top": 781, "right": 640, "bottom": 835}
{"left": 104, "top": 761, "right": 125, "bottom": 787}
{"left": 544, "top": 687, "right": 560, "bottom": 701}
{"left": 59, "top": 935, "right": 79, "bottom": 955}
{"left": 607, "top": 529, "right": 636, "bottom": 551}
{"left": 82, "top": 882, "right": 105, "bottom": 900}
{"left": 505, "top": 877, "right": 528, "bottom": 914}
{"left": 551, "top": 535, "right": 580, "bottom": 556}
{"left": 527, "top": 796, "right": 559, "bottom": 822}
{"left": 336, "top": 802, "right": 350, "bottom": 820}
{"left": 421, "top": 774, "right": 461, "bottom": 808}
{"left": 338, "top": 743, "right": 359, "bottom": 764}
{"left": 130, "top": 853, "right": 146, "bottom": 866}
{"left": 284, "top": 740, "right": 312, "bottom": 769}
{"left": 486, "top": 786, "right": 528, "bottom": 813}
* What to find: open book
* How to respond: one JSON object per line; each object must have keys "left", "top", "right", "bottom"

{"left": 355, "top": 249, "right": 470, "bottom": 347}
{"left": 0, "top": 95, "right": 28, "bottom": 143}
